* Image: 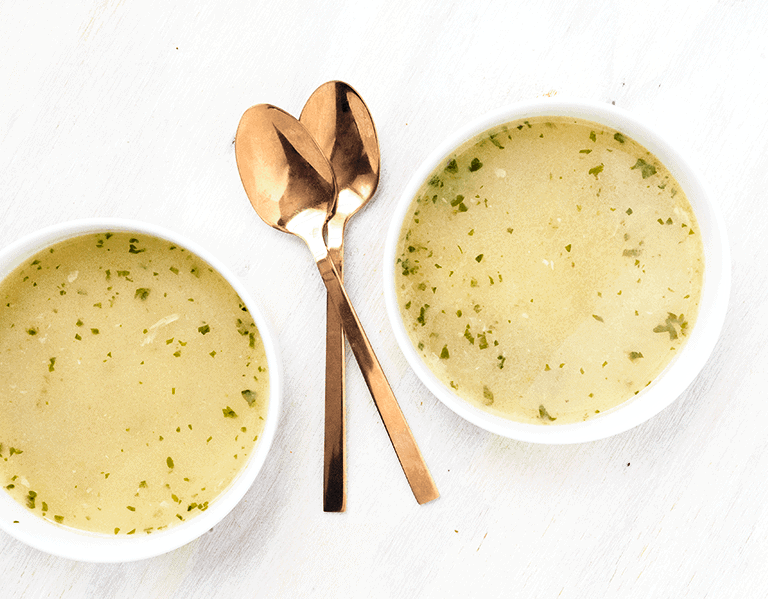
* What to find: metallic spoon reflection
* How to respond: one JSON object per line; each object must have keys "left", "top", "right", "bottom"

{"left": 235, "top": 104, "right": 438, "bottom": 505}
{"left": 300, "top": 81, "right": 381, "bottom": 512}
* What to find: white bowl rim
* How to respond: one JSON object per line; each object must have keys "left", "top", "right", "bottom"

{"left": 383, "top": 97, "right": 730, "bottom": 444}
{"left": 0, "top": 218, "right": 282, "bottom": 562}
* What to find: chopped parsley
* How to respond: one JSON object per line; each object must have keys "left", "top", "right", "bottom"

{"left": 241, "top": 389, "right": 257, "bottom": 407}
{"left": 631, "top": 158, "right": 657, "bottom": 179}
{"left": 538, "top": 405, "right": 556, "bottom": 421}
{"left": 482, "top": 386, "right": 494, "bottom": 405}
{"left": 417, "top": 304, "right": 429, "bottom": 326}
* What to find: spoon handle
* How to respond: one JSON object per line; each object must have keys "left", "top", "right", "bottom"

{"left": 315, "top": 252, "right": 439, "bottom": 505}
{"left": 323, "top": 244, "right": 346, "bottom": 512}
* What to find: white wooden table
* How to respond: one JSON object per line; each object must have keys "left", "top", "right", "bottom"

{"left": 1, "top": 1, "right": 766, "bottom": 596}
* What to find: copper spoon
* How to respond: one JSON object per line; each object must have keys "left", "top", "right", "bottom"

{"left": 235, "top": 104, "right": 439, "bottom": 505}
{"left": 300, "top": 81, "right": 380, "bottom": 512}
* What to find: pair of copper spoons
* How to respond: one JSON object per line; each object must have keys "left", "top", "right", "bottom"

{"left": 235, "top": 82, "right": 439, "bottom": 510}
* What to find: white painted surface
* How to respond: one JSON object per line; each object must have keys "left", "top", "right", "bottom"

{"left": 1, "top": 1, "right": 765, "bottom": 596}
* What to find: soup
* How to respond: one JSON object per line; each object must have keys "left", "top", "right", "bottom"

{"left": 394, "top": 117, "right": 704, "bottom": 424}
{"left": 0, "top": 232, "right": 269, "bottom": 534}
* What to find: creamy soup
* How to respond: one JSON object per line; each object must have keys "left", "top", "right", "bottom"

{"left": 0, "top": 232, "right": 269, "bottom": 534}
{"left": 395, "top": 117, "right": 704, "bottom": 424}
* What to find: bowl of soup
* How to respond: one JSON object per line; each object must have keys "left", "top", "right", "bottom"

{"left": 0, "top": 218, "right": 281, "bottom": 561}
{"left": 384, "top": 98, "right": 729, "bottom": 444}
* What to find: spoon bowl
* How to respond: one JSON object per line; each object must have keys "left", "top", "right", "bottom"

{"left": 236, "top": 104, "right": 336, "bottom": 237}
{"left": 300, "top": 81, "right": 380, "bottom": 221}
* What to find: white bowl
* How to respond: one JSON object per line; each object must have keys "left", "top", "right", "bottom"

{"left": 0, "top": 218, "right": 282, "bottom": 561}
{"left": 384, "top": 98, "right": 730, "bottom": 444}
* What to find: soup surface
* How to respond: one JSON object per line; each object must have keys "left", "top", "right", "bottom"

{"left": 0, "top": 232, "right": 269, "bottom": 534}
{"left": 395, "top": 117, "right": 704, "bottom": 424}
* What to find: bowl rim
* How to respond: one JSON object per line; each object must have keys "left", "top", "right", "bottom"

{"left": 383, "top": 97, "right": 730, "bottom": 444}
{"left": 0, "top": 218, "right": 282, "bottom": 562}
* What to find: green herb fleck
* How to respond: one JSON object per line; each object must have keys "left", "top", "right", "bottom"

{"left": 166, "top": 456, "right": 174, "bottom": 469}
{"left": 27, "top": 328, "right": 38, "bottom": 336}
{"left": 445, "top": 159, "right": 458, "bottom": 174}
{"left": 579, "top": 149, "right": 592, "bottom": 154}
{"left": 539, "top": 405, "right": 556, "bottom": 421}
{"left": 48, "top": 357, "right": 56, "bottom": 372}
{"left": 417, "top": 304, "right": 429, "bottom": 326}
{"left": 170, "top": 266, "right": 179, "bottom": 275}
{"left": 91, "top": 328, "right": 99, "bottom": 335}
{"left": 127, "top": 506, "right": 136, "bottom": 511}
{"left": 54, "top": 515, "right": 64, "bottom": 523}
{"left": 469, "top": 158, "right": 483, "bottom": 172}
{"left": 629, "top": 351, "right": 644, "bottom": 361}
{"left": 592, "top": 314, "right": 604, "bottom": 322}
{"left": 565, "top": 244, "right": 571, "bottom": 252}
{"left": 439, "top": 345, "right": 450, "bottom": 359}
{"left": 497, "top": 355, "right": 506, "bottom": 369}
{"left": 614, "top": 132, "right": 626, "bottom": 143}
{"left": 241, "top": 389, "right": 257, "bottom": 407}
{"left": 589, "top": 164, "right": 604, "bottom": 178}
{"left": 400, "top": 258, "right": 418, "bottom": 276}
{"left": 450, "top": 195, "right": 464, "bottom": 207}
{"left": 222, "top": 406, "right": 237, "bottom": 418}
{"left": 477, "top": 333, "right": 489, "bottom": 349}
{"left": 475, "top": 254, "right": 484, "bottom": 263}
{"left": 653, "top": 312, "right": 687, "bottom": 340}
{"left": 134, "top": 288, "right": 150, "bottom": 300}
{"left": 631, "top": 158, "right": 657, "bottom": 179}
{"left": 198, "top": 324, "right": 210, "bottom": 335}
{"left": 482, "top": 386, "right": 494, "bottom": 405}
